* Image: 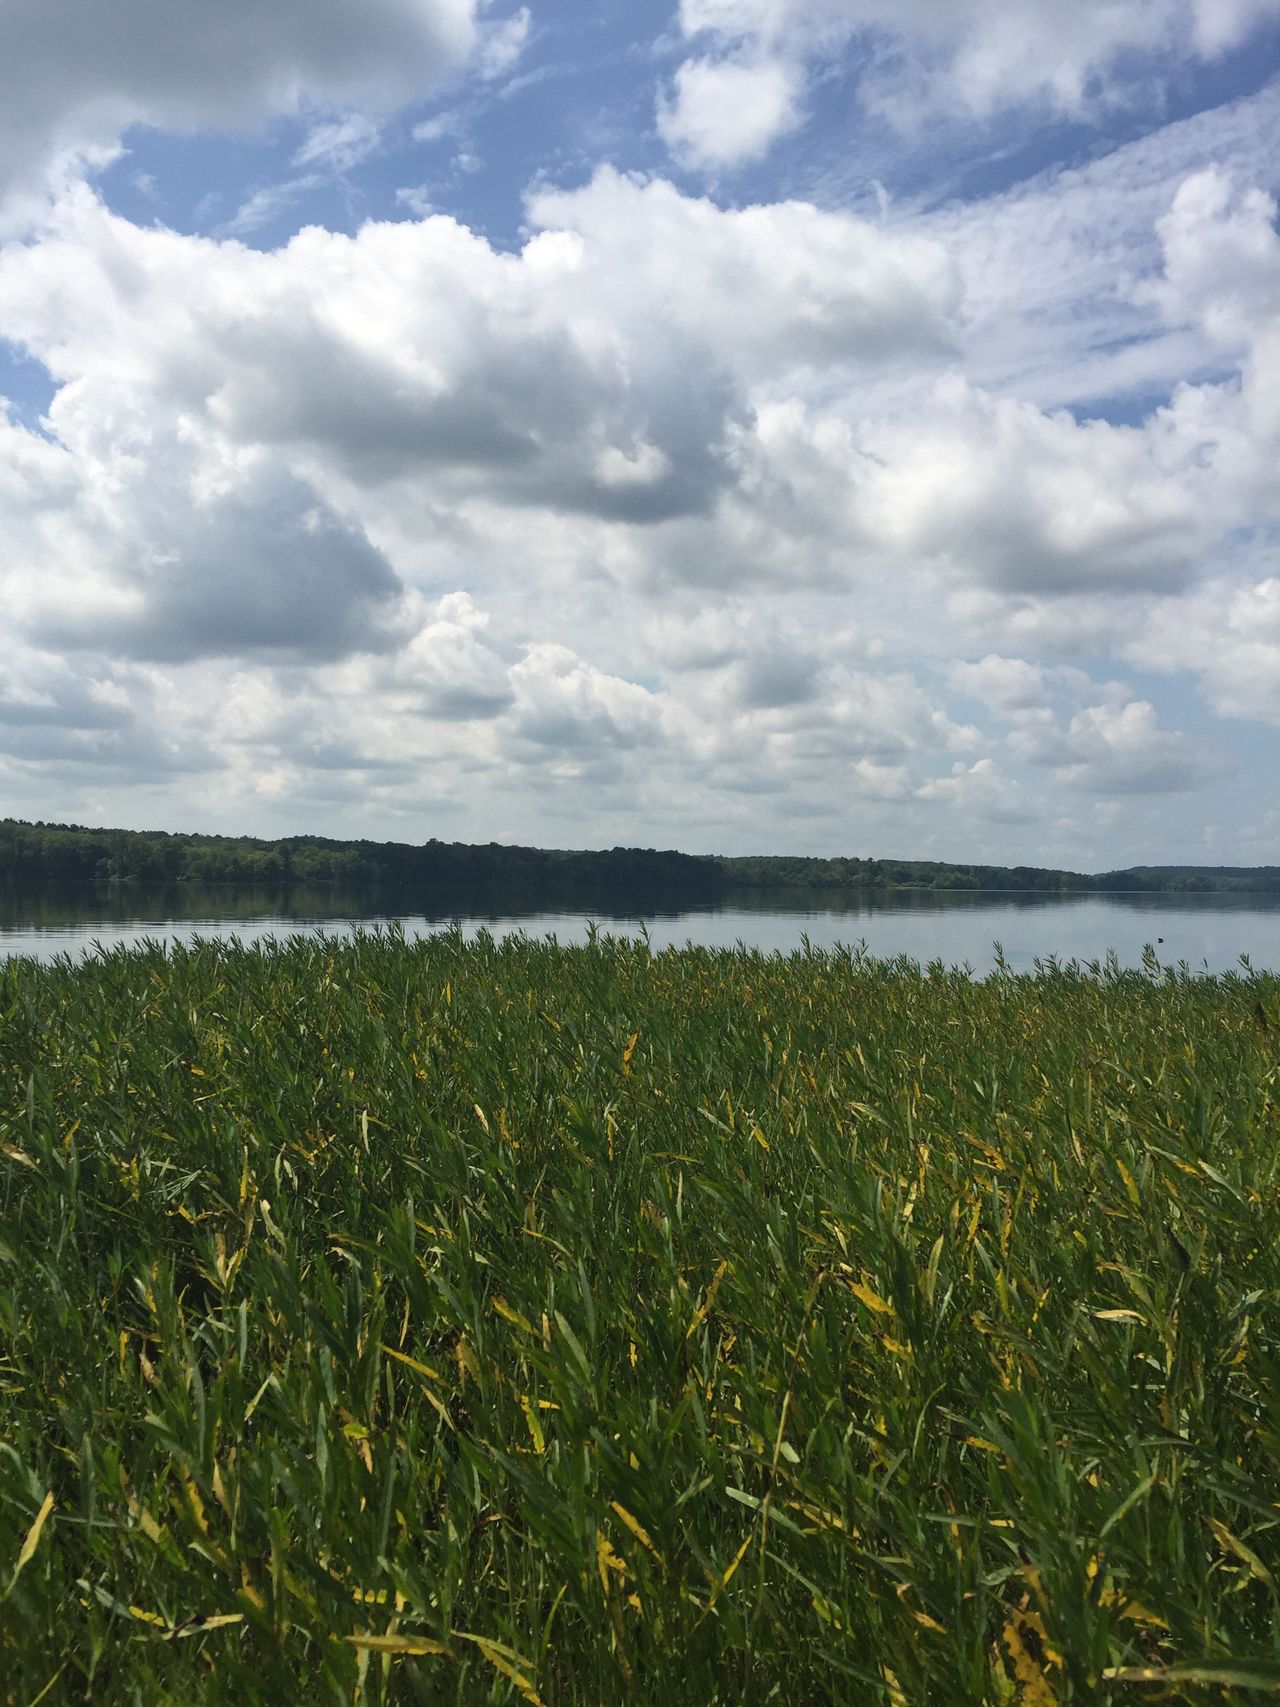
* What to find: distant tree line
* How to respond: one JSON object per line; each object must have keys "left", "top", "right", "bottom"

{"left": 718, "top": 855, "right": 1280, "bottom": 895}
{"left": 2, "top": 819, "right": 1279, "bottom": 896}
{"left": 0, "top": 821, "right": 722, "bottom": 899}
{"left": 718, "top": 854, "right": 1084, "bottom": 892}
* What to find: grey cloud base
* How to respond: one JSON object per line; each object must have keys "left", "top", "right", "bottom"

{"left": 0, "top": 0, "right": 478, "bottom": 213}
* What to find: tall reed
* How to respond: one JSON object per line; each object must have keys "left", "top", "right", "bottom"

{"left": 1, "top": 930, "right": 1277, "bottom": 1702}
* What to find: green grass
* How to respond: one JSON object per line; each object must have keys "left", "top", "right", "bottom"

{"left": 1, "top": 928, "right": 1279, "bottom": 1704}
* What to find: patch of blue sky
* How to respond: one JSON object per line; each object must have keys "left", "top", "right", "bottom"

{"left": 86, "top": 0, "right": 672, "bottom": 253}
{"left": 0, "top": 340, "right": 56, "bottom": 429}
{"left": 385, "top": 4, "right": 679, "bottom": 243}
{"left": 1112, "top": 665, "right": 1225, "bottom": 733}
{"left": 87, "top": 6, "right": 1280, "bottom": 268}
{"left": 778, "top": 37, "right": 1280, "bottom": 217}
{"left": 96, "top": 127, "right": 305, "bottom": 239}
{"left": 1061, "top": 352, "right": 1238, "bottom": 427}
{"left": 936, "top": 652, "right": 1237, "bottom": 752}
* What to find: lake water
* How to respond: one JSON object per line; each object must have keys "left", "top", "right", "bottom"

{"left": 2, "top": 881, "right": 1279, "bottom": 973}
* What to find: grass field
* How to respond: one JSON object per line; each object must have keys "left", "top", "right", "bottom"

{"left": 1, "top": 929, "right": 1279, "bottom": 1704}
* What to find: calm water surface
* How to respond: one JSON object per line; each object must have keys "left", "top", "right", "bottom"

{"left": 2, "top": 882, "right": 1279, "bottom": 973}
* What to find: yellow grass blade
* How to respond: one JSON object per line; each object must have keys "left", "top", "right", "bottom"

{"left": 519, "top": 1395, "right": 546, "bottom": 1455}
{"left": 493, "top": 1297, "right": 535, "bottom": 1335}
{"left": 7, "top": 1492, "right": 54, "bottom": 1596}
{"left": 711, "top": 1530, "right": 754, "bottom": 1605}
{"left": 686, "top": 1259, "right": 730, "bottom": 1340}
{"left": 610, "top": 1501, "right": 663, "bottom": 1564}
{"left": 848, "top": 1278, "right": 896, "bottom": 1317}
{"left": 453, "top": 1633, "right": 545, "bottom": 1705}
{"left": 381, "top": 1344, "right": 444, "bottom": 1382}
{"left": 1003, "top": 1616, "right": 1057, "bottom": 1705}
{"left": 1207, "top": 1517, "right": 1276, "bottom": 1588}
{"left": 597, "top": 1530, "right": 629, "bottom": 1594}
{"left": 344, "top": 1634, "right": 455, "bottom": 1656}
{"left": 167, "top": 1613, "right": 246, "bottom": 1640}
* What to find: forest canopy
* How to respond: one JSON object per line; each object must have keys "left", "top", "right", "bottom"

{"left": 2, "top": 820, "right": 1278, "bottom": 896}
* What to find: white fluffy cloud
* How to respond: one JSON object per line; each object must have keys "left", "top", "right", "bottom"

{"left": 393, "top": 592, "right": 515, "bottom": 721}
{"left": 660, "top": 0, "right": 1280, "bottom": 172}
{"left": 657, "top": 56, "right": 805, "bottom": 171}
{"left": 0, "top": 0, "right": 536, "bottom": 248}
{"left": 857, "top": 379, "right": 1202, "bottom": 593}
{"left": 0, "top": 151, "right": 982, "bottom": 845}
{"left": 1127, "top": 576, "right": 1280, "bottom": 727}
{"left": 949, "top": 655, "right": 1047, "bottom": 713}
{"left": 1009, "top": 698, "right": 1214, "bottom": 795}
{"left": 945, "top": 648, "right": 1215, "bottom": 798}
{"left": 2, "top": 51, "right": 1279, "bottom": 857}
{"left": 855, "top": 0, "right": 1280, "bottom": 121}
{"left": 526, "top": 173, "right": 960, "bottom": 377}
{"left": 0, "top": 0, "right": 483, "bottom": 217}
{"left": 0, "top": 170, "right": 960, "bottom": 606}
{"left": 1145, "top": 169, "right": 1280, "bottom": 347}
{"left": 915, "top": 758, "right": 1032, "bottom": 824}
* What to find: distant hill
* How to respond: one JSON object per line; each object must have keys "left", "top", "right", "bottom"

{"left": 1115, "top": 865, "right": 1280, "bottom": 881}
{"left": 2, "top": 818, "right": 1278, "bottom": 896}
{"left": 718, "top": 852, "right": 1280, "bottom": 895}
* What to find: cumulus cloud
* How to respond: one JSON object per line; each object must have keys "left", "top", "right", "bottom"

{"left": 704, "top": 664, "right": 980, "bottom": 787}
{"left": 660, "top": 0, "right": 1280, "bottom": 173}
{"left": 857, "top": 379, "right": 1202, "bottom": 594}
{"left": 657, "top": 55, "right": 805, "bottom": 170}
{"left": 915, "top": 757, "right": 1032, "bottom": 824}
{"left": 903, "top": 82, "right": 1280, "bottom": 427}
{"left": 1126, "top": 576, "right": 1280, "bottom": 727}
{"left": 1129, "top": 169, "right": 1280, "bottom": 534}
{"left": 943, "top": 647, "right": 1212, "bottom": 798}
{"left": 1009, "top": 698, "right": 1213, "bottom": 794}
{"left": 0, "top": 368, "right": 405, "bottom": 667}
{"left": 949, "top": 655, "right": 1055, "bottom": 715}
{"left": 0, "top": 639, "right": 219, "bottom": 782}
{"left": 0, "top": 170, "right": 960, "bottom": 579}
{"left": 525, "top": 172, "right": 960, "bottom": 377}
{"left": 854, "top": 0, "right": 1280, "bottom": 123}
{"left": 393, "top": 592, "right": 515, "bottom": 720}
{"left": 102, "top": 474, "right": 404, "bottom": 664}
{"left": 732, "top": 641, "right": 823, "bottom": 711}
{"left": 1143, "top": 170, "right": 1280, "bottom": 347}
{"left": 29, "top": 155, "right": 1265, "bottom": 677}
{"left": 0, "top": 0, "right": 483, "bottom": 217}
{"left": 2, "top": 58, "right": 1279, "bottom": 857}
{"left": 508, "top": 645, "right": 665, "bottom": 762}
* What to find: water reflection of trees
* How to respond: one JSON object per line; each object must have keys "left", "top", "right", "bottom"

{"left": 1, "top": 879, "right": 1276, "bottom": 940}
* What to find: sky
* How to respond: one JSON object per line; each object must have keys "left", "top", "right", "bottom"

{"left": 1, "top": 1, "right": 1279, "bottom": 869}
